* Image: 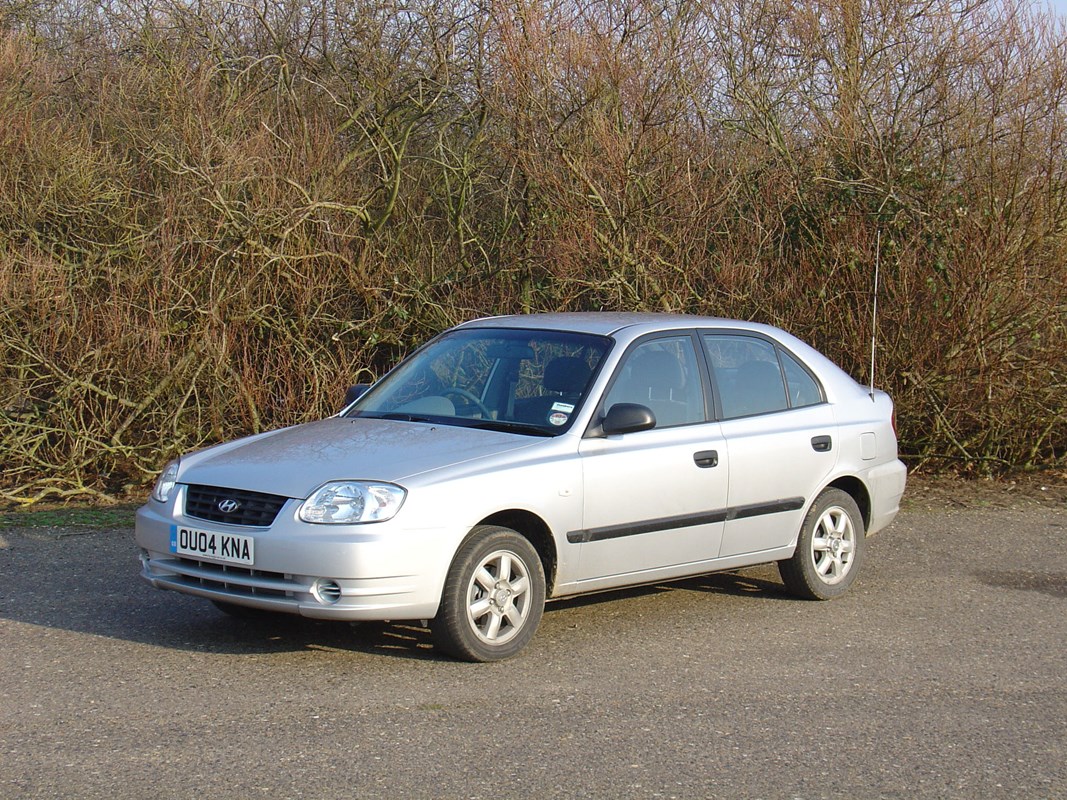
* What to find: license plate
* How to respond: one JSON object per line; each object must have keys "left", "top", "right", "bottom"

{"left": 170, "top": 525, "right": 254, "bottom": 566}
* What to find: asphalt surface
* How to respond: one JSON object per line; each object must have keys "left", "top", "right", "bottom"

{"left": 1, "top": 500, "right": 1064, "bottom": 799}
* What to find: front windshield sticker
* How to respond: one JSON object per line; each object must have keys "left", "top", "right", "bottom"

{"left": 551, "top": 402, "right": 575, "bottom": 414}
{"left": 548, "top": 412, "right": 569, "bottom": 426}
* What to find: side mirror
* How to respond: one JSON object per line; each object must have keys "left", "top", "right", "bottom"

{"left": 601, "top": 403, "right": 656, "bottom": 436}
{"left": 344, "top": 384, "right": 371, "bottom": 407}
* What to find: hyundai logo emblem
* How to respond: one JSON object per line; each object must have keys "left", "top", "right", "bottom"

{"left": 217, "top": 498, "right": 241, "bottom": 514}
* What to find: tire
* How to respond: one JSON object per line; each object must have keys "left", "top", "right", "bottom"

{"left": 779, "top": 488, "right": 865, "bottom": 600}
{"left": 431, "top": 526, "right": 546, "bottom": 662}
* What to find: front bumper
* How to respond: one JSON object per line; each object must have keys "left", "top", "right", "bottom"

{"left": 135, "top": 490, "right": 451, "bottom": 621}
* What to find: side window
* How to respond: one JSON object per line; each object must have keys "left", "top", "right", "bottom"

{"left": 780, "top": 349, "right": 823, "bottom": 408}
{"left": 603, "top": 336, "right": 706, "bottom": 428}
{"left": 703, "top": 335, "right": 788, "bottom": 418}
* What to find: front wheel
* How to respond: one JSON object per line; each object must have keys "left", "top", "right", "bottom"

{"left": 779, "top": 488, "right": 865, "bottom": 600}
{"left": 432, "top": 526, "right": 546, "bottom": 662}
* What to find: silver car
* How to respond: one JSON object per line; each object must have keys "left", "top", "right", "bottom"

{"left": 136, "top": 313, "right": 906, "bottom": 661}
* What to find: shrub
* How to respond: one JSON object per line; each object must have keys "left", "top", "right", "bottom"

{"left": 1, "top": 0, "right": 1064, "bottom": 504}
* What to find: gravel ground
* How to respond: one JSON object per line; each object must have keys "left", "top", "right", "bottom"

{"left": 0, "top": 476, "right": 1064, "bottom": 799}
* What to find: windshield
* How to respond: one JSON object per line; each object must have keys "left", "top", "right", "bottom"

{"left": 347, "top": 327, "right": 612, "bottom": 435}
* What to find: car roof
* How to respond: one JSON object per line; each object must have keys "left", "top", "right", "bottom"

{"left": 455, "top": 312, "right": 763, "bottom": 337}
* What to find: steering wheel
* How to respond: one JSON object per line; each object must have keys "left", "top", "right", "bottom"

{"left": 442, "top": 388, "right": 492, "bottom": 418}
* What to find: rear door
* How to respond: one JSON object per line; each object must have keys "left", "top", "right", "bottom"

{"left": 702, "top": 333, "right": 839, "bottom": 558}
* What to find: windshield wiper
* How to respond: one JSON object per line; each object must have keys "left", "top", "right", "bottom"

{"left": 463, "top": 420, "right": 555, "bottom": 437}
{"left": 357, "top": 412, "right": 554, "bottom": 436}
{"left": 374, "top": 412, "right": 440, "bottom": 424}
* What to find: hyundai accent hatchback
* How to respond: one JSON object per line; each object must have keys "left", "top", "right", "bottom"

{"left": 136, "top": 313, "right": 906, "bottom": 661}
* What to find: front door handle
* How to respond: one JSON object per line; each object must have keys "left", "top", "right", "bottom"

{"left": 694, "top": 450, "right": 718, "bottom": 468}
{"left": 811, "top": 435, "right": 832, "bottom": 452}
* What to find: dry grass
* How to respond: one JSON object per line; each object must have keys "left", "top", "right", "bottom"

{"left": 0, "top": 0, "right": 1065, "bottom": 504}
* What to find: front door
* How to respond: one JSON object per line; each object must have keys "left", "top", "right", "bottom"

{"left": 573, "top": 334, "right": 729, "bottom": 588}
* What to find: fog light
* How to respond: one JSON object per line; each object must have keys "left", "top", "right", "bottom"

{"left": 313, "top": 579, "right": 342, "bottom": 605}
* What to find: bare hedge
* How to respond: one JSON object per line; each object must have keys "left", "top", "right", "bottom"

{"left": 1, "top": 0, "right": 1064, "bottom": 504}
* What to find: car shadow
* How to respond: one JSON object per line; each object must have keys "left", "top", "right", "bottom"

{"left": 678, "top": 568, "right": 791, "bottom": 597}
{"left": 545, "top": 565, "right": 791, "bottom": 613}
{"left": 974, "top": 569, "right": 1067, "bottom": 599}
{"left": 208, "top": 614, "right": 441, "bottom": 660}
{"left": 0, "top": 529, "right": 790, "bottom": 663}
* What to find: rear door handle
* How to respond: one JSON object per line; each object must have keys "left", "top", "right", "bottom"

{"left": 811, "top": 435, "right": 832, "bottom": 452}
{"left": 694, "top": 450, "right": 718, "bottom": 468}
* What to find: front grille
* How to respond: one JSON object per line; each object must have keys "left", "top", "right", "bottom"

{"left": 185, "top": 484, "right": 288, "bottom": 527}
{"left": 172, "top": 557, "right": 294, "bottom": 599}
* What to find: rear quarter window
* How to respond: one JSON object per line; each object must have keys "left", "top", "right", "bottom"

{"left": 780, "top": 349, "right": 824, "bottom": 408}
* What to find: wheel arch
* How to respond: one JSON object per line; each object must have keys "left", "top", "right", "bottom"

{"left": 477, "top": 509, "right": 557, "bottom": 593}
{"left": 826, "top": 475, "right": 872, "bottom": 532}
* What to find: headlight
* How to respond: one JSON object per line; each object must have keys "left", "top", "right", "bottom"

{"left": 151, "top": 459, "right": 180, "bottom": 503}
{"left": 299, "top": 481, "right": 406, "bottom": 524}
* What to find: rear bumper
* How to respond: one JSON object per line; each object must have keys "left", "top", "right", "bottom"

{"left": 866, "top": 459, "right": 907, "bottom": 536}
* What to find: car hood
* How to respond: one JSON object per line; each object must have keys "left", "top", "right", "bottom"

{"left": 176, "top": 417, "right": 543, "bottom": 498}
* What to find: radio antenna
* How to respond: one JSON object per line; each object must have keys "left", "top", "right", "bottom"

{"left": 869, "top": 229, "right": 881, "bottom": 399}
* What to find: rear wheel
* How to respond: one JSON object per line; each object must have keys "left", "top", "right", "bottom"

{"left": 432, "top": 526, "right": 546, "bottom": 662}
{"left": 779, "top": 488, "right": 865, "bottom": 600}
